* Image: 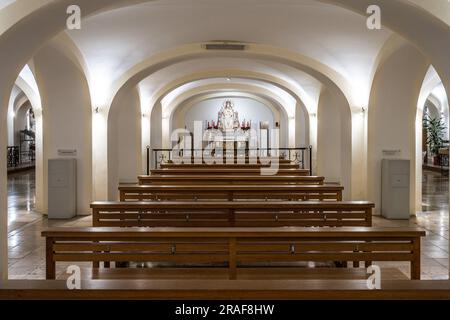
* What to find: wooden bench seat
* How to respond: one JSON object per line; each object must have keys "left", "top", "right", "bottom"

{"left": 42, "top": 227, "right": 424, "bottom": 280}
{"left": 91, "top": 201, "right": 373, "bottom": 227}
{"left": 138, "top": 175, "right": 325, "bottom": 185}
{"left": 151, "top": 168, "right": 310, "bottom": 176}
{"left": 55, "top": 267, "right": 408, "bottom": 281}
{"left": 3, "top": 279, "right": 450, "bottom": 300}
{"left": 119, "top": 184, "right": 343, "bottom": 202}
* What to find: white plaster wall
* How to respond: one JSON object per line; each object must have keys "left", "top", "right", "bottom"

{"left": 175, "top": 97, "right": 285, "bottom": 147}
{"left": 317, "top": 89, "right": 342, "bottom": 183}
{"left": 7, "top": 86, "right": 20, "bottom": 146}
{"left": 296, "top": 103, "right": 309, "bottom": 148}
{"left": 34, "top": 45, "right": 92, "bottom": 215}
{"left": 13, "top": 103, "right": 31, "bottom": 147}
{"left": 107, "top": 88, "right": 141, "bottom": 200}
{"left": 150, "top": 102, "right": 163, "bottom": 168}
{"left": 183, "top": 98, "right": 275, "bottom": 130}
{"left": 368, "top": 44, "right": 429, "bottom": 215}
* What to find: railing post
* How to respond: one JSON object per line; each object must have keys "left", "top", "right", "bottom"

{"left": 146, "top": 146, "right": 150, "bottom": 175}
{"left": 309, "top": 145, "right": 313, "bottom": 175}
{"left": 301, "top": 149, "right": 305, "bottom": 169}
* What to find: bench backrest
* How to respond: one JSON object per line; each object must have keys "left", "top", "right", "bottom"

{"left": 138, "top": 175, "right": 325, "bottom": 185}
{"left": 151, "top": 168, "right": 309, "bottom": 176}
{"left": 43, "top": 227, "right": 424, "bottom": 280}
{"left": 160, "top": 163, "right": 301, "bottom": 169}
{"left": 119, "top": 184, "right": 343, "bottom": 202}
{"left": 91, "top": 201, "right": 373, "bottom": 228}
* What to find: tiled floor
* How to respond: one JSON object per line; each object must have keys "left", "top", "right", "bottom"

{"left": 6, "top": 170, "right": 449, "bottom": 280}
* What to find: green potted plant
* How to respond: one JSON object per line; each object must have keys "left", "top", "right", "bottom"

{"left": 423, "top": 113, "right": 447, "bottom": 165}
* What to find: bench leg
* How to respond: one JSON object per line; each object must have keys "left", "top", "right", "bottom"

{"left": 104, "top": 252, "right": 110, "bottom": 269}
{"left": 93, "top": 241, "right": 100, "bottom": 269}
{"left": 229, "top": 238, "right": 237, "bottom": 280}
{"left": 46, "top": 237, "right": 56, "bottom": 280}
{"left": 411, "top": 238, "right": 421, "bottom": 280}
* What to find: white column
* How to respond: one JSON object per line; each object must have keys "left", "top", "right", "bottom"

{"left": 0, "top": 106, "right": 8, "bottom": 280}
{"left": 351, "top": 109, "right": 368, "bottom": 200}
{"left": 92, "top": 110, "right": 108, "bottom": 200}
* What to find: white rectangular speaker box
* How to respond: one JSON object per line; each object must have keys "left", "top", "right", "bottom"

{"left": 48, "top": 158, "right": 77, "bottom": 219}
{"left": 381, "top": 159, "right": 410, "bottom": 219}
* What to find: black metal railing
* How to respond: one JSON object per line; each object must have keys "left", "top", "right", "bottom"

{"left": 147, "top": 146, "right": 313, "bottom": 175}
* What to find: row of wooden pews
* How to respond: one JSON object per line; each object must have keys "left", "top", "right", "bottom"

{"left": 38, "top": 158, "right": 429, "bottom": 299}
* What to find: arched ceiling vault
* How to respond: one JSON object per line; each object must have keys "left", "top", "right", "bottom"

{"left": 141, "top": 68, "right": 316, "bottom": 116}
{"left": 173, "top": 92, "right": 285, "bottom": 126}
{"left": 108, "top": 44, "right": 352, "bottom": 121}
{"left": 0, "top": 0, "right": 449, "bottom": 116}
{"left": 14, "top": 94, "right": 30, "bottom": 113}
{"left": 165, "top": 82, "right": 294, "bottom": 121}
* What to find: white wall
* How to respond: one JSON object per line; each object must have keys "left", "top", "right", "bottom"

{"left": 315, "top": 87, "right": 352, "bottom": 199}
{"left": 34, "top": 44, "right": 92, "bottom": 215}
{"left": 13, "top": 103, "right": 31, "bottom": 147}
{"left": 108, "top": 88, "right": 142, "bottom": 199}
{"left": 173, "top": 97, "right": 286, "bottom": 147}
{"left": 7, "top": 86, "right": 21, "bottom": 146}
{"left": 150, "top": 102, "right": 163, "bottom": 169}
{"left": 296, "top": 102, "right": 309, "bottom": 148}
{"left": 368, "top": 43, "right": 429, "bottom": 215}
{"left": 317, "top": 89, "right": 342, "bottom": 182}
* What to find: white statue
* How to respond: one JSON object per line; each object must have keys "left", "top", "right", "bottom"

{"left": 218, "top": 100, "right": 239, "bottom": 132}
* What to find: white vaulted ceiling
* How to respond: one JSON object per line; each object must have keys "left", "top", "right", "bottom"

{"left": 0, "top": 0, "right": 14, "bottom": 10}
{"left": 137, "top": 57, "right": 322, "bottom": 111}
{"left": 64, "top": 0, "right": 392, "bottom": 107}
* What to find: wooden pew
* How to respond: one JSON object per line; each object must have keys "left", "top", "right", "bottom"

{"left": 58, "top": 266, "right": 408, "bottom": 281}
{"left": 0, "top": 279, "right": 450, "bottom": 301}
{"left": 138, "top": 175, "right": 325, "bottom": 185}
{"left": 2, "top": 279, "right": 450, "bottom": 300}
{"left": 42, "top": 227, "right": 425, "bottom": 280}
{"left": 160, "top": 163, "right": 301, "bottom": 170}
{"left": 91, "top": 201, "right": 373, "bottom": 227}
{"left": 119, "top": 184, "right": 343, "bottom": 202}
{"left": 151, "top": 168, "right": 310, "bottom": 176}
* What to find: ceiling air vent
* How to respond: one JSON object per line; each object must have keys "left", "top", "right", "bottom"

{"left": 203, "top": 42, "right": 247, "bottom": 51}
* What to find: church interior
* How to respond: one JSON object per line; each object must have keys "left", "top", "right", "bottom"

{"left": 1, "top": 0, "right": 450, "bottom": 301}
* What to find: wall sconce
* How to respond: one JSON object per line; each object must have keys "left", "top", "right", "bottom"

{"left": 94, "top": 107, "right": 100, "bottom": 114}
{"left": 311, "top": 113, "right": 317, "bottom": 117}
{"left": 362, "top": 107, "right": 366, "bottom": 113}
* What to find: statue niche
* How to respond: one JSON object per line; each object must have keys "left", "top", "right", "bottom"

{"left": 218, "top": 100, "right": 240, "bottom": 132}
{"left": 204, "top": 100, "right": 252, "bottom": 157}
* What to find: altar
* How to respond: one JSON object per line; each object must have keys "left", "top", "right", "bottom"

{"left": 204, "top": 100, "right": 251, "bottom": 156}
